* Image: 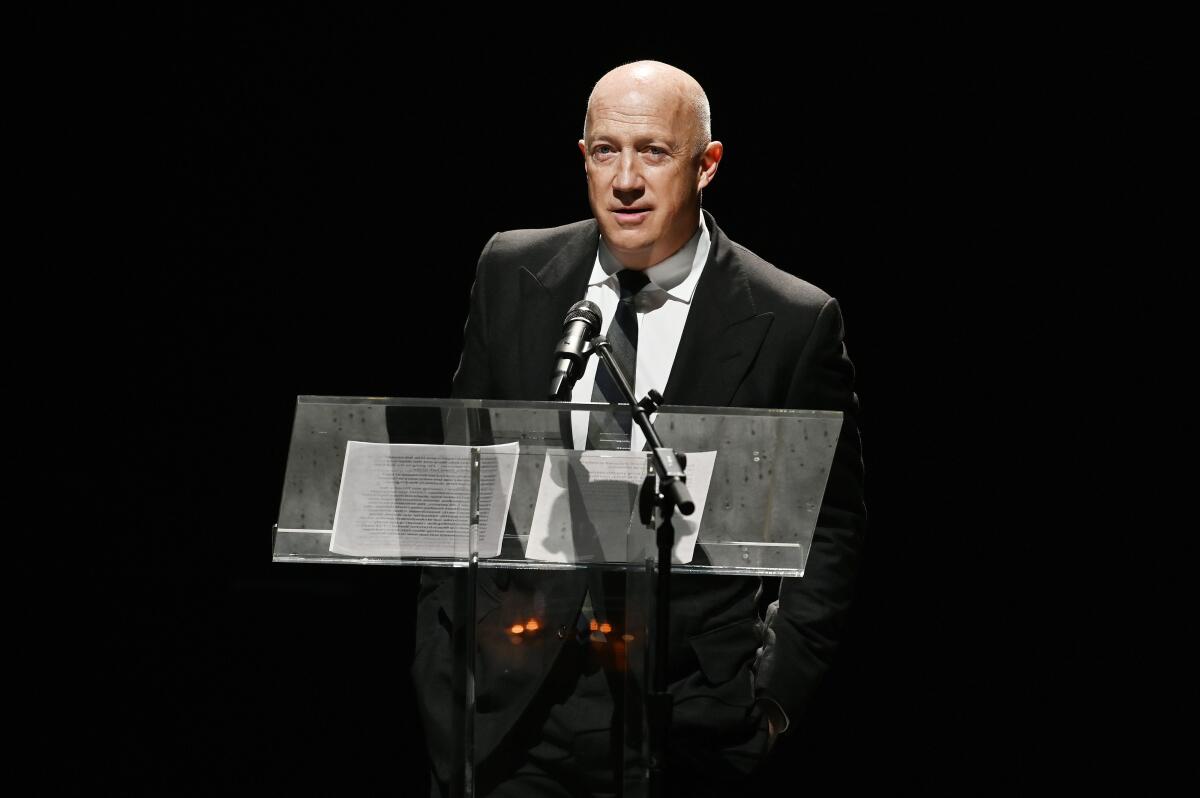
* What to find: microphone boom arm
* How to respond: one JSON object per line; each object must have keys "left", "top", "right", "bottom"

{"left": 591, "top": 335, "right": 694, "bottom": 515}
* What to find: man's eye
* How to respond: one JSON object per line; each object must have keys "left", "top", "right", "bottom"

{"left": 594, "top": 145, "right": 614, "bottom": 155}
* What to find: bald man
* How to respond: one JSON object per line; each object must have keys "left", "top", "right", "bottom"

{"left": 414, "top": 61, "right": 866, "bottom": 797}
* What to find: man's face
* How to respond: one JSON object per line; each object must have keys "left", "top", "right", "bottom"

{"left": 578, "top": 85, "right": 718, "bottom": 270}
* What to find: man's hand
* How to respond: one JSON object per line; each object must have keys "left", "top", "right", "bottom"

{"left": 755, "top": 697, "right": 787, "bottom": 753}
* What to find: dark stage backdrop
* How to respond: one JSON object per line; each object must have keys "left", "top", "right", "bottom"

{"left": 59, "top": 8, "right": 1085, "bottom": 796}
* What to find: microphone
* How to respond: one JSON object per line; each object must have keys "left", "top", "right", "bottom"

{"left": 548, "top": 300, "right": 602, "bottom": 400}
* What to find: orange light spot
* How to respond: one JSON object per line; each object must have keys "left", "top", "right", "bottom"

{"left": 589, "top": 619, "right": 599, "bottom": 631}
{"left": 525, "top": 619, "right": 539, "bottom": 631}
{"left": 622, "top": 634, "right": 635, "bottom": 641}
{"left": 510, "top": 624, "right": 524, "bottom": 634}
{"left": 599, "top": 622, "right": 613, "bottom": 634}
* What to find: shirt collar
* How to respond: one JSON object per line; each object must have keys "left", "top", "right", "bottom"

{"left": 588, "top": 213, "right": 711, "bottom": 303}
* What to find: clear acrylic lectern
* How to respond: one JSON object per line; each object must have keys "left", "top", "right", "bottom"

{"left": 273, "top": 396, "right": 842, "bottom": 797}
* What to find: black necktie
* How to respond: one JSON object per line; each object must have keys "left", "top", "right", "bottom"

{"left": 589, "top": 269, "right": 650, "bottom": 450}
{"left": 578, "top": 270, "right": 648, "bottom": 639}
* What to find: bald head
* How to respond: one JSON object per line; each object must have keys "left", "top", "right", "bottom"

{"left": 577, "top": 60, "right": 723, "bottom": 269}
{"left": 583, "top": 60, "right": 712, "bottom": 159}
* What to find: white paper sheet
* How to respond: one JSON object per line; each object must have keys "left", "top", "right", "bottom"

{"left": 525, "top": 450, "right": 717, "bottom": 564}
{"left": 329, "top": 441, "right": 519, "bottom": 558}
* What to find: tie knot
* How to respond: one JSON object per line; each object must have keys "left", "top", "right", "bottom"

{"left": 616, "top": 269, "right": 650, "bottom": 299}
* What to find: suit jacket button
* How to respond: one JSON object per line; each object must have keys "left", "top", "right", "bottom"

{"left": 556, "top": 626, "right": 569, "bottom": 639}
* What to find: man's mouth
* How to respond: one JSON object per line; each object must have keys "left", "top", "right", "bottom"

{"left": 613, "top": 207, "right": 651, "bottom": 220}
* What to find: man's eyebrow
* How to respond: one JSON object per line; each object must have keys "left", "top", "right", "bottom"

{"left": 587, "top": 132, "right": 678, "bottom": 147}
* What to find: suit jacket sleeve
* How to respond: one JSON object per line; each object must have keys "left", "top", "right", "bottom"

{"left": 449, "top": 232, "right": 500, "bottom": 400}
{"left": 415, "top": 232, "right": 500, "bottom": 640}
{"left": 754, "top": 296, "right": 867, "bottom": 724}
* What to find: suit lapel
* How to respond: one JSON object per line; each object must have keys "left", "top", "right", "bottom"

{"left": 663, "top": 210, "right": 774, "bottom": 407}
{"left": 518, "top": 220, "right": 599, "bottom": 401}
{"left": 511, "top": 211, "right": 772, "bottom": 407}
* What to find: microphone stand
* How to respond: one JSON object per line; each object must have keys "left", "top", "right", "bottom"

{"left": 589, "top": 334, "right": 693, "bottom": 798}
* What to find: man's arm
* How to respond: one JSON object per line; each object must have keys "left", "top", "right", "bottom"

{"left": 754, "top": 296, "right": 868, "bottom": 727}
{"left": 449, "top": 232, "right": 500, "bottom": 400}
{"left": 416, "top": 233, "right": 503, "bottom": 621}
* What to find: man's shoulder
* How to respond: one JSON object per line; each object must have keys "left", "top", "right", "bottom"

{"left": 483, "top": 217, "right": 597, "bottom": 264}
{"left": 719, "top": 232, "right": 834, "bottom": 314}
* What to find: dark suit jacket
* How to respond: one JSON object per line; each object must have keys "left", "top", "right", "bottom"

{"left": 413, "top": 208, "right": 866, "bottom": 784}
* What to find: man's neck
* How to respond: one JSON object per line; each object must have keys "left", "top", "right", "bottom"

{"left": 600, "top": 209, "right": 703, "bottom": 272}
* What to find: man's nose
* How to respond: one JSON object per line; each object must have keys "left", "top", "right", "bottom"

{"left": 612, "top": 150, "right": 643, "bottom": 195}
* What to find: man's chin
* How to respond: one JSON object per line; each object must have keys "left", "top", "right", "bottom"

{"left": 599, "top": 230, "right": 653, "bottom": 257}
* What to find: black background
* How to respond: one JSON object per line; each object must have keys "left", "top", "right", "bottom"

{"left": 51, "top": 7, "right": 1157, "bottom": 796}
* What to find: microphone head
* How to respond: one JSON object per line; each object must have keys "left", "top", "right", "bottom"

{"left": 563, "top": 299, "right": 602, "bottom": 335}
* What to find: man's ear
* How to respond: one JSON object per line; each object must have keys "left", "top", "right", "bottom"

{"left": 578, "top": 139, "right": 588, "bottom": 172}
{"left": 697, "top": 140, "right": 723, "bottom": 190}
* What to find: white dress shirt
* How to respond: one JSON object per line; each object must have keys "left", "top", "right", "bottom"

{"left": 564, "top": 214, "right": 790, "bottom": 735}
{"left": 568, "top": 213, "right": 711, "bottom": 451}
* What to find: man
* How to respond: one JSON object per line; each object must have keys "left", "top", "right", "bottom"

{"left": 414, "top": 60, "right": 866, "bottom": 797}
